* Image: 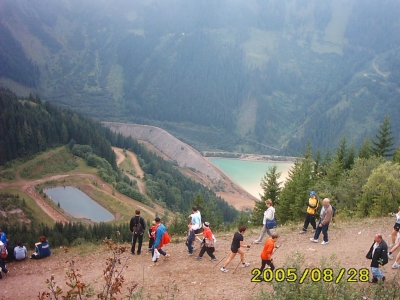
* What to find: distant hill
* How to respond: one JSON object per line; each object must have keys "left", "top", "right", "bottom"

{"left": 1, "top": 0, "right": 400, "bottom": 155}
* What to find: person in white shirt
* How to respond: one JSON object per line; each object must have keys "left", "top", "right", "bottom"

{"left": 254, "top": 199, "right": 275, "bottom": 244}
{"left": 189, "top": 206, "right": 202, "bottom": 234}
{"left": 389, "top": 206, "right": 400, "bottom": 247}
{"left": 14, "top": 241, "right": 27, "bottom": 261}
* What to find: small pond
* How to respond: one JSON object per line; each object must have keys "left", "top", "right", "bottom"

{"left": 44, "top": 186, "right": 114, "bottom": 222}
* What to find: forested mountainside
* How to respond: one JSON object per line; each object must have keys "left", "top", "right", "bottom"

{"left": 0, "top": 0, "right": 399, "bottom": 155}
{"left": 0, "top": 89, "right": 238, "bottom": 222}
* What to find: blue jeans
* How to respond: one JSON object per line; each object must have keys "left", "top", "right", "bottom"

{"left": 186, "top": 241, "right": 193, "bottom": 254}
{"left": 371, "top": 267, "right": 384, "bottom": 279}
{"left": 313, "top": 221, "right": 329, "bottom": 242}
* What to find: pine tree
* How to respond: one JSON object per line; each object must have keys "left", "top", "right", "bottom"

{"left": 371, "top": 115, "right": 395, "bottom": 158}
{"left": 251, "top": 165, "right": 282, "bottom": 225}
{"left": 358, "top": 136, "right": 372, "bottom": 159}
{"left": 277, "top": 144, "right": 314, "bottom": 223}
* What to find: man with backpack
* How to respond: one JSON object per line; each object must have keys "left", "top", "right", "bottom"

{"left": 300, "top": 190, "right": 319, "bottom": 234}
{"left": 130, "top": 210, "right": 146, "bottom": 255}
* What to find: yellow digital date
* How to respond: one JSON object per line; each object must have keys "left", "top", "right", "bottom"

{"left": 251, "top": 267, "right": 370, "bottom": 283}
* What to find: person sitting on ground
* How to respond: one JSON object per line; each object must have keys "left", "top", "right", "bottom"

{"left": 195, "top": 222, "right": 217, "bottom": 261}
{"left": 31, "top": 236, "right": 51, "bottom": 259}
{"left": 14, "top": 241, "right": 27, "bottom": 261}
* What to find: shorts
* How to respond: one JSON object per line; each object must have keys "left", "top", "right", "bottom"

{"left": 231, "top": 247, "right": 239, "bottom": 254}
{"left": 394, "top": 223, "right": 400, "bottom": 232}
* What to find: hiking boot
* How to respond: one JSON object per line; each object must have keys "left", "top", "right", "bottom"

{"left": 220, "top": 267, "right": 228, "bottom": 273}
{"left": 241, "top": 262, "right": 250, "bottom": 267}
{"left": 299, "top": 230, "right": 306, "bottom": 234}
{"left": 310, "top": 238, "right": 318, "bottom": 243}
{"left": 195, "top": 256, "right": 202, "bottom": 260}
{"left": 321, "top": 241, "right": 329, "bottom": 245}
{"left": 210, "top": 258, "right": 217, "bottom": 261}
{"left": 150, "top": 262, "right": 159, "bottom": 267}
{"left": 164, "top": 254, "right": 170, "bottom": 260}
{"left": 392, "top": 262, "right": 400, "bottom": 269}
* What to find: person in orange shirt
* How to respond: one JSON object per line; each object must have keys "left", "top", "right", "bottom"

{"left": 195, "top": 222, "right": 216, "bottom": 261}
{"left": 260, "top": 233, "right": 279, "bottom": 272}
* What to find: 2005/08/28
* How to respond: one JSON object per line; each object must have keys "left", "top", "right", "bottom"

{"left": 251, "top": 268, "right": 370, "bottom": 283}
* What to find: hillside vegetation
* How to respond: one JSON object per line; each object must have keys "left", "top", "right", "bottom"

{"left": 0, "top": 90, "right": 239, "bottom": 235}
{"left": 1, "top": 0, "right": 399, "bottom": 155}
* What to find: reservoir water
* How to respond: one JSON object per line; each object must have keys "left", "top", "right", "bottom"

{"left": 44, "top": 186, "right": 114, "bottom": 222}
{"left": 209, "top": 158, "right": 293, "bottom": 199}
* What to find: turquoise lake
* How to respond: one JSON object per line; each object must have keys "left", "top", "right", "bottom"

{"left": 44, "top": 186, "right": 114, "bottom": 222}
{"left": 209, "top": 158, "right": 293, "bottom": 199}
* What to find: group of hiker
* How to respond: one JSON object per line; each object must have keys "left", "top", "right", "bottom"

{"left": 129, "top": 190, "right": 399, "bottom": 283}
{"left": 0, "top": 228, "right": 51, "bottom": 279}
{"left": 2, "top": 190, "right": 395, "bottom": 283}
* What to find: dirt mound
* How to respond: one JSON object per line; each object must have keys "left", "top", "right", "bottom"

{"left": 103, "top": 122, "right": 221, "bottom": 182}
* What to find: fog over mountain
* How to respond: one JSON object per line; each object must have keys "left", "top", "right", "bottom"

{"left": 1, "top": 0, "right": 399, "bottom": 155}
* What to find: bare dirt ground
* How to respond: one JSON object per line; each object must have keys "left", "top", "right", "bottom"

{"left": 1, "top": 217, "right": 399, "bottom": 299}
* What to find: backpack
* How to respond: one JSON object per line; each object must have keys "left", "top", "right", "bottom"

{"left": 162, "top": 231, "right": 171, "bottom": 245}
{"left": 133, "top": 217, "right": 144, "bottom": 235}
{"left": 0, "top": 244, "right": 7, "bottom": 259}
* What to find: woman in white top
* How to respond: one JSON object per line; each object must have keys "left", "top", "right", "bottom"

{"left": 254, "top": 199, "right": 276, "bottom": 244}
{"left": 390, "top": 207, "right": 400, "bottom": 247}
{"left": 14, "top": 241, "right": 27, "bottom": 261}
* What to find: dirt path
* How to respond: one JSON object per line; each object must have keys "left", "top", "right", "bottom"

{"left": 112, "top": 147, "right": 168, "bottom": 218}
{"left": 373, "top": 55, "right": 388, "bottom": 77}
{"left": 1, "top": 217, "right": 399, "bottom": 299}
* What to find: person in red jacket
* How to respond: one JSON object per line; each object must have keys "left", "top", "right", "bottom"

{"left": 195, "top": 222, "right": 216, "bottom": 261}
{"left": 260, "top": 233, "right": 279, "bottom": 272}
{"left": 148, "top": 221, "right": 157, "bottom": 251}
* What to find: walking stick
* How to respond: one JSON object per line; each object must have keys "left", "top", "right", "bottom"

{"left": 213, "top": 254, "right": 228, "bottom": 268}
{"left": 233, "top": 242, "right": 253, "bottom": 274}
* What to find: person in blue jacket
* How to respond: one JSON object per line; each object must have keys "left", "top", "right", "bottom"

{"left": 0, "top": 228, "right": 7, "bottom": 246}
{"left": 151, "top": 217, "right": 170, "bottom": 265}
{"left": 31, "top": 236, "right": 51, "bottom": 259}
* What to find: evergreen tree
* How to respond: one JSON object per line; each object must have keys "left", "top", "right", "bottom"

{"left": 371, "top": 115, "right": 395, "bottom": 158}
{"left": 277, "top": 145, "right": 314, "bottom": 223}
{"left": 393, "top": 147, "right": 400, "bottom": 164}
{"left": 358, "top": 136, "right": 372, "bottom": 159}
{"left": 251, "top": 165, "right": 282, "bottom": 226}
